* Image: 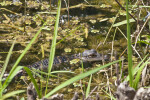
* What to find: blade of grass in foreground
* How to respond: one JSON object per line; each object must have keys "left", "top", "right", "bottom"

{"left": 126, "top": 0, "right": 133, "bottom": 87}
{"left": 86, "top": 74, "right": 92, "bottom": 98}
{"left": 31, "top": 68, "right": 74, "bottom": 77}
{"left": 23, "top": 67, "right": 42, "bottom": 98}
{"left": 44, "top": 60, "right": 121, "bottom": 98}
{"left": 0, "top": 39, "right": 15, "bottom": 81}
{"left": 1, "top": 21, "right": 47, "bottom": 95}
{"left": 113, "top": 19, "right": 135, "bottom": 27}
{"left": 0, "top": 38, "right": 16, "bottom": 97}
{"left": 45, "top": 0, "right": 61, "bottom": 94}
{"left": 0, "top": 90, "right": 25, "bottom": 100}
{"left": 47, "top": 0, "right": 61, "bottom": 74}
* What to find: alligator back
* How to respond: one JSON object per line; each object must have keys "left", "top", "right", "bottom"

{"left": 27, "top": 49, "right": 109, "bottom": 71}
{"left": 10, "top": 49, "right": 109, "bottom": 78}
{"left": 27, "top": 55, "right": 78, "bottom": 70}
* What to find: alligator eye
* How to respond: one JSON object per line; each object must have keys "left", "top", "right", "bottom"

{"left": 88, "top": 54, "right": 96, "bottom": 58}
{"left": 88, "top": 55, "right": 92, "bottom": 58}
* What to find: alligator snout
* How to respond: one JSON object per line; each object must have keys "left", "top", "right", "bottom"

{"left": 103, "top": 55, "right": 110, "bottom": 61}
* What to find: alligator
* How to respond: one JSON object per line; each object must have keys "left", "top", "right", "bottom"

{"left": 3, "top": 49, "right": 109, "bottom": 78}
{"left": 27, "top": 49, "right": 109, "bottom": 71}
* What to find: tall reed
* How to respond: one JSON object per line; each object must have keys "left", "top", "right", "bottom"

{"left": 126, "top": 0, "right": 133, "bottom": 87}
{"left": 45, "top": 0, "right": 61, "bottom": 94}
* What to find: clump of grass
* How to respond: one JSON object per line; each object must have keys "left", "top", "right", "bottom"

{"left": 125, "top": 0, "right": 149, "bottom": 90}
{"left": 125, "top": 54, "right": 150, "bottom": 89}
{"left": 110, "top": 0, "right": 149, "bottom": 90}
{"left": 1, "top": 0, "right": 149, "bottom": 99}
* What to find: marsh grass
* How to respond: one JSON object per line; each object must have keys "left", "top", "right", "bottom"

{"left": 125, "top": 54, "right": 149, "bottom": 89}
{"left": 125, "top": 0, "right": 150, "bottom": 89}
{"left": 133, "top": 57, "right": 150, "bottom": 89}
{"left": 96, "top": 1, "right": 150, "bottom": 98}
{"left": 110, "top": 0, "right": 149, "bottom": 90}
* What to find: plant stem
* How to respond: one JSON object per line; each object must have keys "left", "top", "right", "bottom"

{"left": 126, "top": 0, "right": 133, "bottom": 87}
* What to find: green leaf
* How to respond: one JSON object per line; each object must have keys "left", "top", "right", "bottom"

{"left": 137, "top": 41, "right": 150, "bottom": 45}
{"left": 0, "top": 39, "right": 15, "bottom": 84}
{"left": 86, "top": 74, "right": 92, "bottom": 98}
{"left": 0, "top": 90, "right": 25, "bottom": 100}
{"left": 48, "top": 0, "right": 61, "bottom": 73}
{"left": 23, "top": 67, "right": 41, "bottom": 98}
{"left": 113, "top": 19, "right": 135, "bottom": 27}
{"left": 45, "top": 0, "right": 61, "bottom": 94}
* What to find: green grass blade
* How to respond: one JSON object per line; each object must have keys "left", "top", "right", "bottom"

{"left": 126, "top": 0, "right": 133, "bottom": 87}
{"left": 86, "top": 74, "right": 92, "bottom": 98}
{"left": 0, "top": 39, "right": 15, "bottom": 81}
{"left": 45, "top": 0, "right": 61, "bottom": 94}
{"left": 51, "top": 71, "right": 75, "bottom": 74}
{"left": 31, "top": 68, "right": 57, "bottom": 78}
{"left": 0, "top": 38, "right": 16, "bottom": 97}
{"left": 31, "top": 68, "right": 74, "bottom": 79}
{"left": 33, "top": 68, "right": 74, "bottom": 75}
{"left": 133, "top": 57, "right": 150, "bottom": 89}
{"left": 23, "top": 67, "right": 41, "bottom": 98}
{"left": 20, "top": 97, "right": 25, "bottom": 100}
{"left": 48, "top": 0, "right": 61, "bottom": 73}
{"left": 44, "top": 60, "right": 121, "bottom": 98}
{"left": 0, "top": 90, "right": 25, "bottom": 100}
{"left": 113, "top": 19, "right": 136, "bottom": 27}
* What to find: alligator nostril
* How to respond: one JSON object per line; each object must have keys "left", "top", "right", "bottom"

{"left": 104, "top": 55, "right": 110, "bottom": 60}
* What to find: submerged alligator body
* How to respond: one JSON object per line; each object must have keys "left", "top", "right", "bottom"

{"left": 27, "top": 49, "right": 109, "bottom": 70}
{"left": 10, "top": 49, "right": 109, "bottom": 78}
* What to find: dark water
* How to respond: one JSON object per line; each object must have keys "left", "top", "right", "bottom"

{"left": 0, "top": 0, "right": 117, "bottom": 64}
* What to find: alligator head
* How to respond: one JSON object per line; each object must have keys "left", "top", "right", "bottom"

{"left": 80, "top": 49, "right": 109, "bottom": 62}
